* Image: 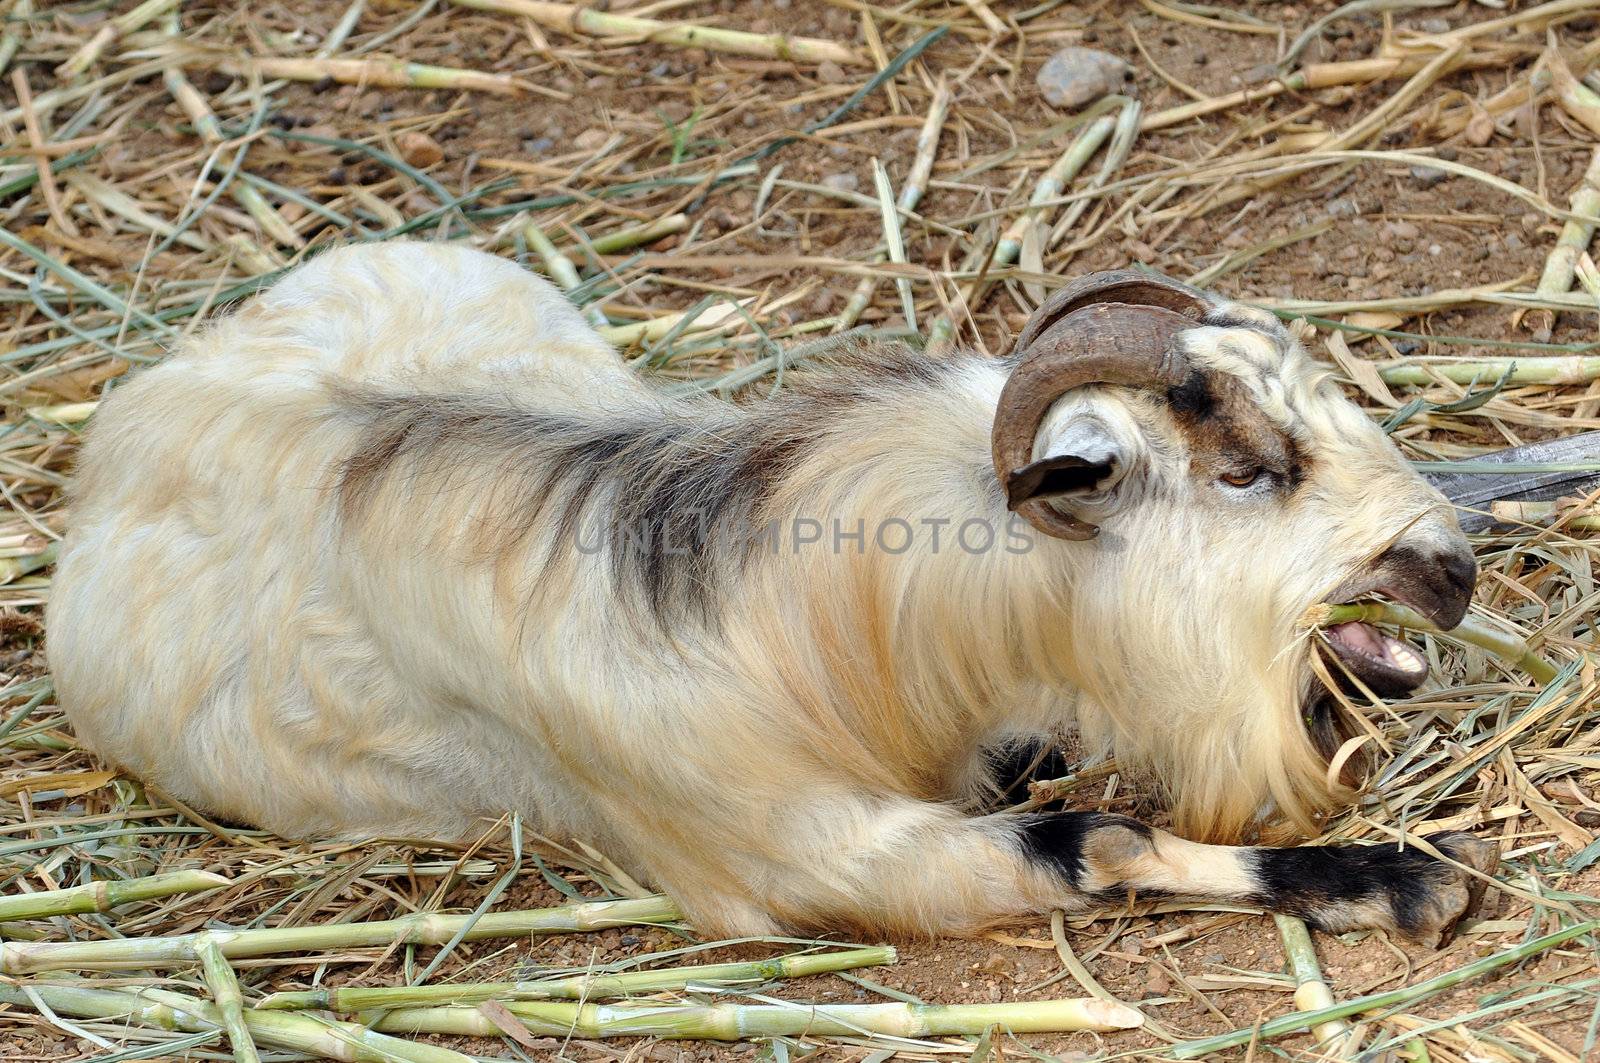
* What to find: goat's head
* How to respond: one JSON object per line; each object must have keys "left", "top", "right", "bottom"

{"left": 992, "top": 271, "right": 1475, "bottom": 842}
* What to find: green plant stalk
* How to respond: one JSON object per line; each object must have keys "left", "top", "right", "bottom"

{"left": 0, "top": 868, "right": 228, "bottom": 922}
{"left": 523, "top": 221, "right": 608, "bottom": 328}
{"left": 259, "top": 946, "right": 896, "bottom": 1011}
{"left": 211, "top": 55, "right": 518, "bottom": 95}
{"left": 0, "top": 0, "right": 33, "bottom": 78}
{"left": 196, "top": 935, "right": 261, "bottom": 1063}
{"left": 56, "top": 0, "right": 178, "bottom": 79}
{"left": 1273, "top": 914, "right": 1355, "bottom": 1052}
{"left": 0, "top": 983, "right": 472, "bottom": 1063}
{"left": 585, "top": 214, "right": 686, "bottom": 256}
{"left": 0, "top": 894, "right": 681, "bottom": 974}
{"left": 1310, "top": 601, "right": 1560, "bottom": 685}
{"left": 1379, "top": 357, "right": 1600, "bottom": 387}
{"left": 1170, "top": 919, "right": 1600, "bottom": 1059}
{"left": 1528, "top": 145, "right": 1600, "bottom": 339}
{"left": 448, "top": 0, "right": 862, "bottom": 66}
{"left": 995, "top": 113, "right": 1117, "bottom": 267}
{"left": 370, "top": 995, "right": 1143, "bottom": 1039}
{"left": 835, "top": 79, "right": 950, "bottom": 331}
{"left": 871, "top": 158, "right": 915, "bottom": 331}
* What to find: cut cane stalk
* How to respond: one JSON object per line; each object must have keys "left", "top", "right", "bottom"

{"left": 447, "top": 0, "right": 863, "bottom": 66}
{"left": 368, "top": 995, "right": 1144, "bottom": 1039}
{"left": 0, "top": 869, "right": 228, "bottom": 922}
{"left": 0, "top": 894, "right": 682, "bottom": 974}
{"left": 259, "top": 947, "right": 896, "bottom": 1011}
{"left": 0, "top": 983, "right": 473, "bottom": 1063}
{"left": 1303, "top": 602, "right": 1561, "bottom": 685}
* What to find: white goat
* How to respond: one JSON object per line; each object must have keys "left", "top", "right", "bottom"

{"left": 50, "top": 242, "right": 1492, "bottom": 941}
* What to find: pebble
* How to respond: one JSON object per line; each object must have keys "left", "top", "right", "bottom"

{"left": 1410, "top": 165, "right": 1447, "bottom": 189}
{"left": 1326, "top": 196, "right": 1361, "bottom": 217}
{"left": 1428, "top": 243, "right": 1443, "bottom": 256}
{"left": 1520, "top": 211, "right": 1542, "bottom": 231}
{"left": 1386, "top": 220, "right": 1420, "bottom": 241}
{"left": 1036, "top": 47, "right": 1131, "bottom": 110}
{"left": 1419, "top": 17, "right": 1450, "bottom": 33}
{"left": 817, "top": 59, "right": 847, "bottom": 85}
{"left": 395, "top": 131, "right": 443, "bottom": 168}
{"left": 822, "top": 172, "right": 860, "bottom": 193}
{"left": 523, "top": 136, "right": 554, "bottom": 154}
{"left": 574, "top": 128, "right": 609, "bottom": 150}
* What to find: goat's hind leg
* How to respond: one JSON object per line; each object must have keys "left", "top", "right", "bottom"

{"left": 1021, "top": 813, "right": 1497, "bottom": 945}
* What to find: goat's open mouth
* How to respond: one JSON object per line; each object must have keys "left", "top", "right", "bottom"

{"left": 1312, "top": 586, "right": 1445, "bottom": 699}
{"left": 1319, "top": 619, "right": 1428, "bottom": 696}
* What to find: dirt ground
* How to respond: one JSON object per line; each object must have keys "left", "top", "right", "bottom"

{"left": 2, "top": 1, "right": 1599, "bottom": 1061}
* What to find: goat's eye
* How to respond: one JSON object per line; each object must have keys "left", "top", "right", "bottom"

{"left": 1219, "top": 468, "right": 1263, "bottom": 488}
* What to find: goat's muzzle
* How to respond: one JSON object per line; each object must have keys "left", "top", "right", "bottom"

{"left": 1318, "top": 538, "right": 1478, "bottom": 699}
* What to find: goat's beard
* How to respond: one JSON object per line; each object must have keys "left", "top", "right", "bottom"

{"left": 1303, "top": 690, "right": 1365, "bottom": 786}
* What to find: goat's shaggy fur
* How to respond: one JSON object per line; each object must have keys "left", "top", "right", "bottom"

{"left": 50, "top": 243, "right": 1487, "bottom": 939}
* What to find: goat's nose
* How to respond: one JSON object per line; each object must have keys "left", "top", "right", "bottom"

{"left": 1371, "top": 539, "right": 1477, "bottom": 631}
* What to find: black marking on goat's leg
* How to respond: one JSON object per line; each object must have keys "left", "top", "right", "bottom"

{"left": 1013, "top": 815, "right": 1493, "bottom": 943}
{"left": 1249, "top": 832, "right": 1495, "bottom": 942}
{"left": 1014, "top": 811, "right": 1154, "bottom": 895}
{"left": 984, "top": 739, "right": 1072, "bottom": 806}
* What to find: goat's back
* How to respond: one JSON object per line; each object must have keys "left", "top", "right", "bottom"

{"left": 48, "top": 242, "right": 636, "bottom": 838}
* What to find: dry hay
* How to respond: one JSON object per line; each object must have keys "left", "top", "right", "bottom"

{"left": 1, "top": 1, "right": 1599, "bottom": 1061}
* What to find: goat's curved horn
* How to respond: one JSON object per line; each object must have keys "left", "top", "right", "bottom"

{"left": 993, "top": 271, "right": 1214, "bottom": 542}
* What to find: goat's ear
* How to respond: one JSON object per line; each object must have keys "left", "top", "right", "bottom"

{"left": 1004, "top": 416, "right": 1127, "bottom": 509}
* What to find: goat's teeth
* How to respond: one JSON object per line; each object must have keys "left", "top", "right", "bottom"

{"left": 1389, "top": 643, "right": 1423, "bottom": 672}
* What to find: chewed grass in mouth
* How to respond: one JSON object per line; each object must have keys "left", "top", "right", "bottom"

{"left": 1300, "top": 599, "right": 1561, "bottom": 688}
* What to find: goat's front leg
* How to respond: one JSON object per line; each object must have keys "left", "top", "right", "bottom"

{"left": 1015, "top": 812, "right": 1497, "bottom": 945}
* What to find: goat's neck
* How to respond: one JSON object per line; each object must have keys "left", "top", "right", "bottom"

{"left": 727, "top": 357, "right": 1085, "bottom": 799}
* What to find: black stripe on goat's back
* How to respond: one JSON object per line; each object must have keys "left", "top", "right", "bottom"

{"left": 331, "top": 341, "right": 957, "bottom": 622}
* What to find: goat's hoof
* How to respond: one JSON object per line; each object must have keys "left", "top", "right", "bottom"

{"left": 1409, "top": 832, "right": 1499, "bottom": 948}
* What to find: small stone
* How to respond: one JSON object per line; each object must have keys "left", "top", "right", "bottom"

{"left": 1419, "top": 17, "right": 1450, "bottom": 33}
{"left": 1409, "top": 165, "right": 1447, "bottom": 189}
{"left": 396, "top": 131, "right": 443, "bottom": 168}
{"left": 649, "top": 61, "right": 671, "bottom": 78}
{"left": 574, "top": 128, "right": 609, "bottom": 150}
{"left": 821, "top": 172, "right": 859, "bottom": 193}
{"left": 1387, "top": 220, "right": 1420, "bottom": 241}
{"left": 1520, "top": 212, "right": 1542, "bottom": 231}
{"left": 620, "top": 934, "right": 641, "bottom": 947}
{"left": 1503, "top": 232, "right": 1525, "bottom": 252}
{"left": 1326, "top": 196, "right": 1361, "bottom": 217}
{"left": 817, "top": 59, "right": 847, "bottom": 84}
{"left": 1437, "top": 146, "right": 1459, "bottom": 161}
{"left": 1036, "top": 47, "right": 1132, "bottom": 110}
{"left": 1428, "top": 243, "right": 1443, "bottom": 256}
{"left": 524, "top": 136, "right": 554, "bottom": 154}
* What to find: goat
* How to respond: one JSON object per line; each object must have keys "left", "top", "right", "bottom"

{"left": 50, "top": 242, "right": 1494, "bottom": 942}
